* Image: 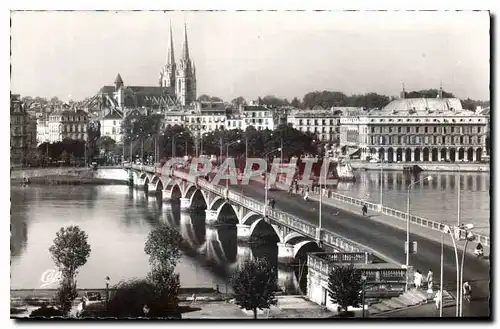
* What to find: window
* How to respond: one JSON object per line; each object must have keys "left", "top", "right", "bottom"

{"left": 398, "top": 127, "right": 402, "bottom": 133}
{"left": 478, "top": 127, "right": 482, "bottom": 133}
{"left": 424, "top": 127, "right": 428, "bottom": 133}
{"left": 416, "top": 127, "right": 420, "bottom": 133}
{"left": 406, "top": 127, "right": 410, "bottom": 133}
{"left": 371, "top": 127, "right": 375, "bottom": 133}
{"left": 451, "top": 127, "right": 454, "bottom": 133}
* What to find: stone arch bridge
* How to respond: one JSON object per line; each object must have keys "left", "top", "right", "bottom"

{"left": 125, "top": 164, "right": 374, "bottom": 265}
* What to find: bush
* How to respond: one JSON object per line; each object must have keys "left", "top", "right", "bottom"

{"left": 54, "top": 278, "right": 78, "bottom": 315}
{"left": 106, "top": 279, "right": 181, "bottom": 319}
{"left": 29, "top": 305, "right": 64, "bottom": 318}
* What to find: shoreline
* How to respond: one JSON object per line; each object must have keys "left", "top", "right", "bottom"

{"left": 11, "top": 176, "right": 128, "bottom": 186}
{"left": 349, "top": 161, "right": 490, "bottom": 173}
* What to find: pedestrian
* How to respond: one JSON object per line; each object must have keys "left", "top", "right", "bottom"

{"left": 271, "top": 199, "right": 275, "bottom": 209}
{"left": 427, "top": 269, "right": 434, "bottom": 292}
{"left": 434, "top": 290, "right": 442, "bottom": 310}
{"left": 191, "top": 293, "right": 197, "bottom": 305}
{"left": 414, "top": 270, "right": 422, "bottom": 290}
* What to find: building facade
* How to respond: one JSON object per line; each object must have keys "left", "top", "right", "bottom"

{"left": 361, "top": 98, "right": 488, "bottom": 163}
{"left": 100, "top": 111, "right": 123, "bottom": 142}
{"left": 10, "top": 94, "right": 27, "bottom": 166}
{"left": 286, "top": 106, "right": 346, "bottom": 142}
{"left": 60, "top": 110, "right": 88, "bottom": 141}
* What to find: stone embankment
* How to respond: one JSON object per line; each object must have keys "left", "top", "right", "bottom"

{"left": 349, "top": 161, "right": 490, "bottom": 172}
{"left": 10, "top": 167, "right": 128, "bottom": 185}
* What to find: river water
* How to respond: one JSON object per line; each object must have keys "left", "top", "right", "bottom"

{"left": 10, "top": 185, "right": 305, "bottom": 292}
{"left": 10, "top": 169, "right": 489, "bottom": 290}
{"left": 336, "top": 170, "right": 490, "bottom": 236}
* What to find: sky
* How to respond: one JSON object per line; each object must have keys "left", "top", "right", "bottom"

{"left": 10, "top": 10, "right": 490, "bottom": 102}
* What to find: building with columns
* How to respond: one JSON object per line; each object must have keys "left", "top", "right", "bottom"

{"left": 361, "top": 96, "right": 489, "bottom": 163}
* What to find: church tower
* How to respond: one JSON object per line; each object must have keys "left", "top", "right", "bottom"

{"left": 176, "top": 23, "right": 197, "bottom": 106}
{"left": 160, "top": 21, "right": 176, "bottom": 90}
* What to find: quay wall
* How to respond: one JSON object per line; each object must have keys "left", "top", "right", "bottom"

{"left": 350, "top": 162, "right": 490, "bottom": 173}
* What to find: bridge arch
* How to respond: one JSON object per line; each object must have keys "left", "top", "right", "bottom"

{"left": 241, "top": 212, "right": 263, "bottom": 226}
{"left": 216, "top": 203, "right": 240, "bottom": 225}
{"left": 209, "top": 197, "right": 226, "bottom": 212}
{"left": 170, "top": 184, "right": 182, "bottom": 200}
{"left": 190, "top": 189, "right": 208, "bottom": 210}
{"left": 283, "top": 232, "right": 305, "bottom": 245}
{"left": 292, "top": 240, "right": 320, "bottom": 258}
{"left": 249, "top": 218, "right": 281, "bottom": 243}
{"left": 150, "top": 175, "right": 164, "bottom": 191}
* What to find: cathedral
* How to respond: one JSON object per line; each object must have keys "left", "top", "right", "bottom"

{"left": 90, "top": 22, "right": 197, "bottom": 115}
{"left": 159, "top": 23, "right": 197, "bottom": 106}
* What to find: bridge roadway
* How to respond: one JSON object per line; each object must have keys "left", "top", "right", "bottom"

{"left": 220, "top": 180, "right": 490, "bottom": 318}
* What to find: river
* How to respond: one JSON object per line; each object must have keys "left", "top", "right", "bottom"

{"left": 10, "top": 185, "right": 304, "bottom": 293}
{"left": 336, "top": 170, "right": 490, "bottom": 236}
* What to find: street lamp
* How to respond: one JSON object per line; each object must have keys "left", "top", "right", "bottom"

{"left": 361, "top": 275, "right": 367, "bottom": 318}
{"left": 225, "top": 140, "right": 241, "bottom": 190}
{"left": 455, "top": 164, "right": 461, "bottom": 226}
{"left": 263, "top": 147, "right": 282, "bottom": 219}
{"left": 443, "top": 223, "right": 475, "bottom": 317}
{"left": 105, "top": 276, "right": 110, "bottom": 307}
{"left": 459, "top": 224, "right": 475, "bottom": 317}
{"left": 439, "top": 223, "right": 444, "bottom": 318}
{"left": 405, "top": 175, "right": 432, "bottom": 291}
{"left": 379, "top": 160, "right": 385, "bottom": 212}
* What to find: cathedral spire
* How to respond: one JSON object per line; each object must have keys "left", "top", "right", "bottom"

{"left": 182, "top": 22, "right": 190, "bottom": 61}
{"left": 167, "top": 19, "right": 175, "bottom": 66}
{"left": 400, "top": 82, "right": 406, "bottom": 99}
{"left": 438, "top": 81, "right": 443, "bottom": 98}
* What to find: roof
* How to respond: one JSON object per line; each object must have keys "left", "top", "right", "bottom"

{"left": 60, "top": 109, "right": 88, "bottom": 116}
{"left": 243, "top": 105, "right": 269, "bottom": 111}
{"left": 371, "top": 98, "right": 469, "bottom": 116}
{"left": 103, "top": 111, "right": 123, "bottom": 120}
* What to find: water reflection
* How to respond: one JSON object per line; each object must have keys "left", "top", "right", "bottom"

{"left": 11, "top": 185, "right": 305, "bottom": 294}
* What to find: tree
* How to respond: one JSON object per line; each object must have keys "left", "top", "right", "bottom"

{"left": 229, "top": 258, "right": 278, "bottom": 319}
{"left": 98, "top": 136, "right": 116, "bottom": 153}
{"left": 290, "top": 97, "right": 302, "bottom": 108}
{"left": 198, "top": 94, "right": 223, "bottom": 102}
{"left": 231, "top": 96, "right": 247, "bottom": 106}
{"left": 144, "top": 224, "right": 183, "bottom": 271}
{"left": 86, "top": 120, "right": 101, "bottom": 164}
{"left": 327, "top": 264, "right": 363, "bottom": 314}
{"left": 49, "top": 226, "right": 91, "bottom": 281}
{"left": 61, "top": 150, "right": 70, "bottom": 164}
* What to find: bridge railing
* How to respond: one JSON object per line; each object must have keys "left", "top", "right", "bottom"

{"left": 169, "top": 170, "right": 366, "bottom": 253}
{"left": 324, "top": 190, "right": 490, "bottom": 247}
{"left": 308, "top": 253, "right": 406, "bottom": 282}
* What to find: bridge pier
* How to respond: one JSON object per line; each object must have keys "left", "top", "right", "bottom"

{"left": 162, "top": 190, "right": 172, "bottom": 203}
{"left": 135, "top": 179, "right": 145, "bottom": 190}
{"left": 278, "top": 266, "right": 298, "bottom": 294}
{"left": 147, "top": 184, "right": 157, "bottom": 196}
{"left": 236, "top": 224, "right": 251, "bottom": 242}
{"left": 180, "top": 198, "right": 191, "bottom": 212}
{"left": 205, "top": 209, "right": 218, "bottom": 225}
{"left": 277, "top": 242, "right": 295, "bottom": 265}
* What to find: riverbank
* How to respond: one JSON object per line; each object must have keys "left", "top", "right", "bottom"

{"left": 11, "top": 175, "right": 128, "bottom": 186}
{"left": 350, "top": 161, "right": 490, "bottom": 173}
{"left": 10, "top": 167, "right": 129, "bottom": 186}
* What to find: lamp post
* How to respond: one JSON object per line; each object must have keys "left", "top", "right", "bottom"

{"left": 263, "top": 147, "right": 282, "bottom": 219}
{"left": 225, "top": 140, "right": 241, "bottom": 190}
{"left": 455, "top": 164, "right": 461, "bottom": 226}
{"left": 439, "top": 223, "right": 444, "bottom": 317}
{"left": 379, "top": 161, "right": 384, "bottom": 211}
{"left": 105, "top": 276, "right": 110, "bottom": 308}
{"left": 405, "top": 175, "right": 433, "bottom": 291}
{"left": 361, "top": 275, "right": 367, "bottom": 318}
{"left": 459, "top": 224, "right": 475, "bottom": 317}
{"left": 443, "top": 224, "right": 474, "bottom": 317}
